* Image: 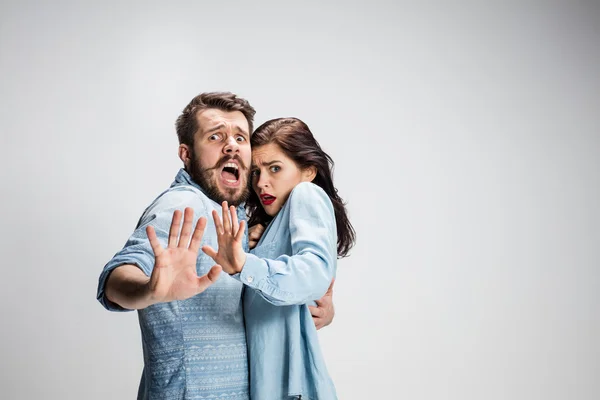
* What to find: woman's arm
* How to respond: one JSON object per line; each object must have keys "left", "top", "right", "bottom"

{"left": 203, "top": 182, "right": 337, "bottom": 306}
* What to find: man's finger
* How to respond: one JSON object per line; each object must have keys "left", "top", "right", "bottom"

{"left": 310, "top": 314, "right": 325, "bottom": 330}
{"left": 146, "top": 226, "right": 164, "bottom": 257}
{"left": 325, "top": 277, "right": 335, "bottom": 294}
{"left": 189, "top": 217, "right": 207, "bottom": 253}
{"left": 308, "top": 305, "right": 324, "bottom": 318}
{"left": 178, "top": 207, "right": 194, "bottom": 248}
{"left": 168, "top": 209, "right": 182, "bottom": 248}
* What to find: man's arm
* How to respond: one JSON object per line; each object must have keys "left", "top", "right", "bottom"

{"left": 97, "top": 190, "right": 220, "bottom": 311}
{"left": 104, "top": 264, "right": 153, "bottom": 310}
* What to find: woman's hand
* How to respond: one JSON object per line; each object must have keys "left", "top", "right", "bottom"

{"left": 202, "top": 201, "right": 247, "bottom": 275}
{"left": 248, "top": 224, "right": 265, "bottom": 249}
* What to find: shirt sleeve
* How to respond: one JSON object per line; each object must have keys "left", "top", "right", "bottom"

{"left": 96, "top": 187, "right": 207, "bottom": 311}
{"left": 233, "top": 182, "right": 337, "bottom": 306}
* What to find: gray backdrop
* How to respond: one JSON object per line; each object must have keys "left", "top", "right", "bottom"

{"left": 1, "top": 1, "right": 599, "bottom": 399}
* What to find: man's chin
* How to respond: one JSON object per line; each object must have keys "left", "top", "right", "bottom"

{"left": 215, "top": 182, "right": 249, "bottom": 206}
{"left": 188, "top": 162, "right": 248, "bottom": 206}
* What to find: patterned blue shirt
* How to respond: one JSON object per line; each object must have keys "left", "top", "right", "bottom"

{"left": 97, "top": 169, "right": 249, "bottom": 400}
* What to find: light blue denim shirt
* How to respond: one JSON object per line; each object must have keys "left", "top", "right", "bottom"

{"left": 235, "top": 182, "right": 338, "bottom": 400}
{"left": 97, "top": 169, "right": 249, "bottom": 400}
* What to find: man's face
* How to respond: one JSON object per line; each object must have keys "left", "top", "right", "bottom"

{"left": 186, "top": 108, "right": 252, "bottom": 206}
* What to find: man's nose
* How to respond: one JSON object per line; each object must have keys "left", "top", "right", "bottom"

{"left": 223, "top": 136, "right": 239, "bottom": 154}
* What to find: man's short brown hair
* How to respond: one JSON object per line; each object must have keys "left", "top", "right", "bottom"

{"left": 175, "top": 92, "right": 256, "bottom": 147}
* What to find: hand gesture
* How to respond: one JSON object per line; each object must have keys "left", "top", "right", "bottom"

{"left": 202, "top": 201, "right": 247, "bottom": 275}
{"left": 146, "top": 207, "right": 222, "bottom": 303}
{"left": 308, "top": 278, "right": 335, "bottom": 330}
{"left": 248, "top": 224, "right": 265, "bottom": 249}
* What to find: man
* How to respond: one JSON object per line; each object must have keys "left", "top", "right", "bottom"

{"left": 97, "top": 92, "right": 334, "bottom": 400}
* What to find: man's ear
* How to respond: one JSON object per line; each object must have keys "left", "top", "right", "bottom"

{"left": 302, "top": 166, "right": 317, "bottom": 182}
{"left": 178, "top": 144, "right": 191, "bottom": 169}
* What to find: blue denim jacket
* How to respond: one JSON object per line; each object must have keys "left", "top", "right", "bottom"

{"left": 236, "top": 182, "right": 338, "bottom": 400}
{"left": 97, "top": 169, "right": 249, "bottom": 400}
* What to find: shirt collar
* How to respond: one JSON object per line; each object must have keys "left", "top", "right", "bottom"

{"left": 173, "top": 168, "right": 202, "bottom": 190}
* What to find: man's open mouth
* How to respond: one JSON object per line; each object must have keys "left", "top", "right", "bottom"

{"left": 220, "top": 162, "right": 240, "bottom": 184}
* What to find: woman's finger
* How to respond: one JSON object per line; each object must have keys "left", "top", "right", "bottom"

{"left": 230, "top": 205, "right": 239, "bottom": 236}
{"left": 221, "top": 201, "right": 231, "bottom": 234}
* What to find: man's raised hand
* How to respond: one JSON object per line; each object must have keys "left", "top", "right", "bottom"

{"left": 146, "top": 207, "right": 222, "bottom": 304}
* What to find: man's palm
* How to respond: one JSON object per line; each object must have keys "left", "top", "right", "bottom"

{"left": 147, "top": 208, "right": 222, "bottom": 303}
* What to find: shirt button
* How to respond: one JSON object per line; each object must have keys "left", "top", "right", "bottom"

{"left": 246, "top": 276, "right": 254, "bottom": 283}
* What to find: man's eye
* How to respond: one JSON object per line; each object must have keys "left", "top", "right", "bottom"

{"left": 209, "top": 134, "right": 220, "bottom": 141}
{"left": 236, "top": 136, "right": 246, "bottom": 142}
{"left": 270, "top": 166, "right": 280, "bottom": 173}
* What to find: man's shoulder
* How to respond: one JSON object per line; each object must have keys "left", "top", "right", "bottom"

{"left": 166, "top": 183, "right": 208, "bottom": 199}
{"left": 157, "top": 184, "right": 208, "bottom": 205}
{"left": 141, "top": 183, "right": 212, "bottom": 222}
{"left": 166, "top": 168, "right": 212, "bottom": 203}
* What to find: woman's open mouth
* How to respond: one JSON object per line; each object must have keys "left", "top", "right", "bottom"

{"left": 260, "top": 193, "right": 276, "bottom": 205}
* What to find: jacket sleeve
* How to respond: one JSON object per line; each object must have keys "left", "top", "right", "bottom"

{"left": 233, "top": 182, "right": 337, "bottom": 306}
{"left": 96, "top": 187, "right": 207, "bottom": 311}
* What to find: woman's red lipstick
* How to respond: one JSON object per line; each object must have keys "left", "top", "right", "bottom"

{"left": 260, "top": 193, "right": 276, "bottom": 205}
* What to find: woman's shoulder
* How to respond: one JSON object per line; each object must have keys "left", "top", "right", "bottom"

{"left": 289, "top": 181, "right": 328, "bottom": 202}
{"left": 287, "top": 182, "right": 334, "bottom": 217}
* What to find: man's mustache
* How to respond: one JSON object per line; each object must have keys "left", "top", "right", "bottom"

{"left": 208, "top": 155, "right": 248, "bottom": 172}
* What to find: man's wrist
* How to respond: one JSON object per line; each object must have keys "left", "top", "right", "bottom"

{"left": 140, "top": 277, "right": 159, "bottom": 308}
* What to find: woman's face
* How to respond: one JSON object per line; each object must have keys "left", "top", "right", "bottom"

{"left": 251, "top": 143, "right": 315, "bottom": 216}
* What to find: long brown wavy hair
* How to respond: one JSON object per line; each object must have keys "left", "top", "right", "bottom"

{"left": 246, "top": 117, "right": 356, "bottom": 258}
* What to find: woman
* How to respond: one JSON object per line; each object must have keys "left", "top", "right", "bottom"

{"left": 203, "top": 117, "right": 356, "bottom": 399}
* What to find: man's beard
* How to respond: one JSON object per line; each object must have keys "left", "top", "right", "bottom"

{"left": 188, "top": 151, "right": 250, "bottom": 206}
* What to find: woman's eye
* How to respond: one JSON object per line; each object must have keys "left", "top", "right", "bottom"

{"left": 270, "top": 166, "right": 280, "bottom": 173}
{"left": 251, "top": 170, "right": 260, "bottom": 177}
